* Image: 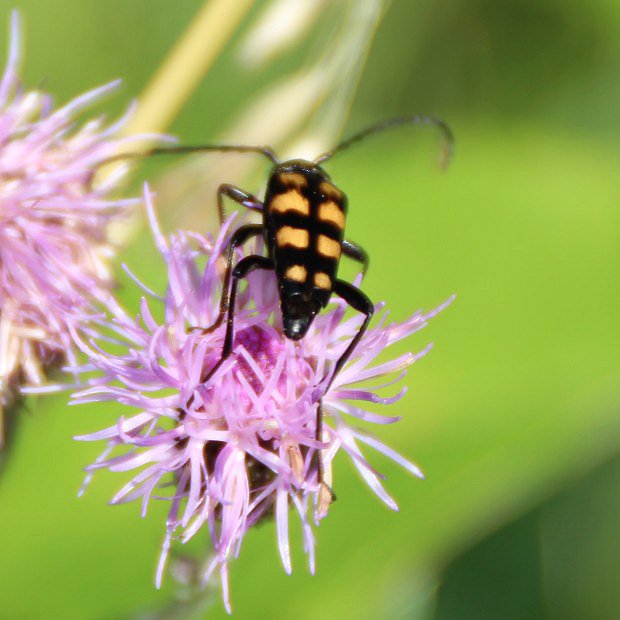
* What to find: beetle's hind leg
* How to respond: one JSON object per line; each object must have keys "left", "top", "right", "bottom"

{"left": 322, "top": 279, "right": 374, "bottom": 394}
{"left": 315, "top": 399, "right": 337, "bottom": 517}
{"left": 217, "top": 184, "right": 263, "bottom": 226}
{"left": 313, "top": 280, "right": 373, "bottom": 513}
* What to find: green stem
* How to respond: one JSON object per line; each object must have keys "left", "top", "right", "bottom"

{"left": 122, "top": 0, "right": 255, "bottom": 143}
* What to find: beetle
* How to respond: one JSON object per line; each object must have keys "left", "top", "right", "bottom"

{"left": 195, "top": 116, "right": 452, "bottom": 385}
{"left": 113, "top": 115, "right": 453, "bottom": 502}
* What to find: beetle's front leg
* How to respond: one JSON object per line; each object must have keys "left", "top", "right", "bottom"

{"left": 217, "top": 184, "right": 263, "bottom": 226}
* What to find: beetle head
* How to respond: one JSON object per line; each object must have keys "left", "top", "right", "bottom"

{"left": 281, "top": 294, "right": 321, "bottom": 340}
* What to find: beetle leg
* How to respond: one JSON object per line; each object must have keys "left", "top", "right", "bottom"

{"left": 314, "top": 279, "right": 374, "bottom": 505}
{"left": 217, "top": 184, "right": 263, "bottom": 226}
{"left": 315, "top": 399, "right": 337, "bottom": 517}
{"left": 201, "top": 255, "right": 274, "bottom": 384}
{"left": 323, "top": 279, "right": 374, "bottom": 393}
{"left": 198, "top": 224, "right": 263, "bottom": 334}
{"left": 342, "top": 239, "right": 369, "bottom": 275}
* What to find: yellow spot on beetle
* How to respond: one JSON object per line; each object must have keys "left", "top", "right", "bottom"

{"left": 314, "top": 272, "right": 331, "bottom": 289}
{"left": 319, "top": 181, "right": 343, "bottom": 201}
{"left": 279, "top": 172, "right": 308, "bottom": 188}
{"left": 277, "top": 226, "right": 309, "bottom": 249}
{"left": 317, "top": 234, "right": 341, "bottom": 259}
{"left": 318, "top": 201, "right": 345, "bottom": 229}
{"left": 270, "top": 190, "right": 310, "bottom": 216}
{"left": 285, "top": 264, "right": 307, "bottom": 282}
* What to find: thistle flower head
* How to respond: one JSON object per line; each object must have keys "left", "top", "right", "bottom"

{"left": 73, "top": 188, "right": 452, "bottom": 613}
{"left": 0, "top": 13, "right": 144, "bottom": 412}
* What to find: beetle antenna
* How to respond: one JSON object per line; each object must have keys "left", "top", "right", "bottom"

{"left": 314, "top": 115, "right": 454, "bottom": 168}
{"left": 98, "top": 144, "right": 280, "bottom": 168}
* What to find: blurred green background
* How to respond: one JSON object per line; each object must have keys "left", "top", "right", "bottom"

{"left": 2, "top": 1, "right": 620, "bottom": 618}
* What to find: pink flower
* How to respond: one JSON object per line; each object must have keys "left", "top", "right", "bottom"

{"left": 0, "top": 12, "right": 145, "bottom": 415}
{"left": 72, "top": 188, "right": 453, "bottom": 613}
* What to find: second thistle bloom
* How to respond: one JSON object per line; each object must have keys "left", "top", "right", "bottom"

{"left": 0, "top": 13, "right": 143, "bottom": 416}
{"left": 73, "top": 189, "right": 452, "bottom": 613}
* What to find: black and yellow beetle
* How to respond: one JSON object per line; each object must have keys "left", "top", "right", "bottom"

{"left": 149, "top": 116, "right": 452, "bottom": 385}
{"left": 124, "top": 115, "right": 453, "bottom": 498}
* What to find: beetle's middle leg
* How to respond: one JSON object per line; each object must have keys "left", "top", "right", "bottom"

{"left": 201, "top": 254, "right": 273, "bottom": 384}
{"left": 200, "top": 224, "right": 263, "bottom": 334}
{"left": 342, "top": 239, "right": 369, "bottom": 275}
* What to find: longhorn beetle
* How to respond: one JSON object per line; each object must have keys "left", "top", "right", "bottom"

{"left": 113, "top": 116, "right": 453, "bottom": 504}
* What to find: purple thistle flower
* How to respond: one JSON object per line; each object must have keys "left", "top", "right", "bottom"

{"left": 72, "top": 187, "right": 453, "bottom": 613}
{"left": 0, "top": 13, "right": 145, "bottom": 416}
